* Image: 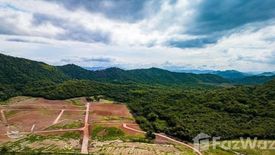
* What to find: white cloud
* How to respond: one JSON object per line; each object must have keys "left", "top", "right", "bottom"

{"left": 0, "top": 3, "right": 64, "bottom": 37}
{"left": 0, "top": 0, "right": 200, "bottom": 46}
{"left": 0, "top": 0, "right": 274, "bottom": 72}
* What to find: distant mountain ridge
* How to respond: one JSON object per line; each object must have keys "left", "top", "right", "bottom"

{"left": 0, "top": 53, "right": 274, "bottom": 87}
{"left": 58, "top": 65, "right": 229, "bottom": 85}
{"left": 170, "top": 69, "right": 274, "bottom": 77}
{"left": 259, "top": 72, "right": 275, "bottom": 76}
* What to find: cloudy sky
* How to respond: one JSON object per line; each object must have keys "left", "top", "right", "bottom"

{"left": 0, "top": 0, "right": 275, "bottom": 72}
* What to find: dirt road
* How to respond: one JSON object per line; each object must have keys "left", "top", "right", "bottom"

{"left": 0, "top": 108, "right": 86, "bottom": 112}
{"left": 0, "top": 110, "right": 7, "bottom": 124}
{"left": 81, "top": 102, "right": 90, "bottom": 154}
{"left": 52, "top": 109, "right": 64, "bottom": 125}
{"left": 122, "top": 123, "right": 203, "bottom": 155}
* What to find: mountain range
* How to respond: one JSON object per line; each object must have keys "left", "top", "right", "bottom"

{"left": 0, "top": 53, "right": 274, "bottom": 87}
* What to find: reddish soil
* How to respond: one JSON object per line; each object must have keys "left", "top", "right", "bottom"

{"left": 37, "top": 130, "right": 82, "bottom": 137}
{"left": 0, "top": 122, "right": 9, "bottom": 144}
{"left": 0, "top": 98, "right": 87, "bottom": 144}
{"left": 155, "top": 135, "right": 170, "bottom": 144}
{"left": 7, "top": 110, "right": 60, "bottom": 132}
{"left": 89, "top": 103, "right": 144, "bottom": 137}
{"left": 0, "top": 134, "right": 10, "bottom": 144}
{"left": 59, "top": 111, "right": 85, "bottom": 122}
{"left": 121, "top": 123, "right": 143, "bottom": 135}
{"left": 6, "top": 98, "right": 82, "bottom": 110}
{"left": 90, "top": 103, "right": 132, "bottom": 117}
{"left": 0, "top": 123, "right": 7, "bottom": 135}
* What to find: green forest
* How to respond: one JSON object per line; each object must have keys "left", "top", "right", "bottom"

{"left": 0, "top": 53, "right": 275, "bottom": 142}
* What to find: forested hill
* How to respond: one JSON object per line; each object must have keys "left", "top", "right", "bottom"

{"left": 1, "top": 53, "right": 274, "bottom": 88}
{"left": 0, "top": 53, "right": 69, "bottom": 85}
{"left": 0, "top": 53, "right": 229, "bottom": 86}
{"left": 1, "top": 53, "right": 275, "bottom": 141}
{"left": 58, "top": 65, "right": 229, "bottom": 85}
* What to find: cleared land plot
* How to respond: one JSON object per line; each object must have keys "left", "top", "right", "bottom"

{"left": 0, "top": 97, "right": 86, "bottom": 143}
{"left": 91, "top": 125, "right": 145, "bottom": 142}
{"left": 45, "top": 111, "right": 85, "bottom": 130}
{"left": 0, "top": 97, "right": 199, "bottom": 155}
{"left": 2, "top": 132, "right": 82, "bottom": 153}
{"left": 90, "top": 103, "right": 132, "bottom": 118}
{"left": 89, "top": 103, "right": 142, "bottom": 137}
{"left": 89, "top": 140, "right": 195, "bottom": 155}
{"left": 0, "top": 123, "right": 9, "bottom": 144}
{"left": 87, "top": 102, "right": 198, "bottom": 155}
{"left": 7, "top": 110, "right": 60, "bottom": 132}
{"left": 0, "top": 97, "right": 84, "bottom": 110}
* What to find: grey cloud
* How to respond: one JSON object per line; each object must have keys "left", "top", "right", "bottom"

{"left": 61, "top": 57, "right": 114, "bottom": 64}
{"left": 46, "top": 0, "right": 151, "bottom": 22}
{"left": 32, "top": 13, "right": 110, "bottom": 43}
{"left": 189, "top": 0, "right": 275, "bottom": 35}
{"left": 81, "top": 57, "right": 113, "bottom": 63}
{"left": 167, "top": 36, "right": 218, "bottom": 48}
{"left": 0, "top": 16, "right": 21, "bottom": 36}
{"left": 5, "top": 38, "right": 49, "bottom": 44}
{"left": 237, "top": 54, "right": 275, "bottom": 65}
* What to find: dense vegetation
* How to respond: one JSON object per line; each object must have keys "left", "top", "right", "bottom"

{"left": 126, "top": 79, "right": 275, "bottom": 141}
{"left": 0, "top": 53, "right": 275, "bottom": 142}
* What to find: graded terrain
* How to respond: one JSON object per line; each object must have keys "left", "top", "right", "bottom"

{"left": 0, "top": 96, "right": 199, "bottom": 155}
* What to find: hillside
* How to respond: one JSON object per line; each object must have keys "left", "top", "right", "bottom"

{"left": 2, "top": 53, "right": 274, "bottom": 89}
{"left": 58, "top": 65, "right": 229, "bottom": 85}
{"left": 0, "top": 53, "right": 275, "bottom": 148}
{"left": 212, "top": 70, "right": 247, "bottom": 79}
{"left": 1, "top": 53, "right": 229, "bottom": 87}
{"left": 233, "top": 75, "right": 275, "bottom": 85}
{"left": 0, "top": 53, "right": 68, "bottom": 85}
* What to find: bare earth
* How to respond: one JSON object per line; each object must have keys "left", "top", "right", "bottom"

{"left": 0, "top": 96, "right": 199, "bottom": 155}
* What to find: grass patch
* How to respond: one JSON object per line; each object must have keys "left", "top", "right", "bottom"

{"left": 46, "top": 120, "right": 83, "bottom": 130}
{"left": 0, "top": 96, "right": 32, "bottom": 105}
{"left": 91, "top": 126, "right": 125, "bottom": 141}
{"left": 91, "top": 125, "right": 148, "bottom": 142}
{"left": 0, "top": 132, "right": 81, "bottom": 153}
{"left": 5, "top": 110, "right": 19, "bottom": 118}
{"left": 98, "top": 99, "right": 114, "bottom": 104}
{"left": 103, "top": 116, "right": 134, "bottom": 121}
{"left": 59, "top": 131, "right": 81, "bottom": 140}
{"left": 66, "top": 98, "right": 84, "bottom": 107}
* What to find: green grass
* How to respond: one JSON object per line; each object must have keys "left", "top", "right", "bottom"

{"left": 66, "top": 98, "right": 84, "bottom": 107}
{"left": 0, "top": 96, "right": 32, "bottom": 105}
{"left": 60, "top": 131, "right": 81, "bottom": 140}
{"left": 0, "top": 132, "right": 81, "bottom": 154}
{"left": 91, "top": 126, "right": 125, "bottom": 141}
{"left": 46, "top": 120, "right": 83, "bottom": 130}
{"left": 4, "top": 110, "right": 19, "bottom": 118}
{"left": 91, "top": 125, "right": 148, "bottom": 142}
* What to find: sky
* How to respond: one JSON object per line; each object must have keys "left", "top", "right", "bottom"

{"left": 0, "top": 0, "right": 275, "bottom": 72}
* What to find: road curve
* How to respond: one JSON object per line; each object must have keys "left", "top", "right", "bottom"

{"left": 122, "top": 123, "right": 203, "bottom": 155}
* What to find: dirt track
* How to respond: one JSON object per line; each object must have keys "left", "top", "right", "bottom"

{"left": 0, "top": 110, "right": 7, "bottom": 124}
{"left": 52, "top": 109, "right": 65, "bottom": 125}
{"left": 122, "top": 123, "right": 203, "bottom": 155}
{"left": 0, "top": 98, "right": 200, "bottom": 154}
{"left": 81, "top": 102, "right": 90, "bottom": 154}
